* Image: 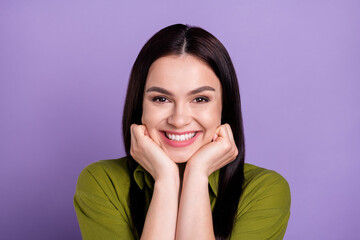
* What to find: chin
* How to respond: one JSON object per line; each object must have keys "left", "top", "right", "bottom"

{"left": 166, "top": 151, "right": 194, "bottom": 163}
{"left": 172, "top": 157, "right": 190, "bottom": 164}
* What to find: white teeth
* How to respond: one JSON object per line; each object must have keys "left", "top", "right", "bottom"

{"left": 165, "top": 132, "right": 196, "bottom": 141}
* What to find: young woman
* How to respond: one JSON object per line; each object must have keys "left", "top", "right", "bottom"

{"left": 74, "top": 24, "right": 291, "bottom": 240}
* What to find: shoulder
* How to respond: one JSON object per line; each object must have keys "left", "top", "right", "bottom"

{"left": 243, "top": 163, "right": 290, "bottom": 191}
{"left": 74, "top": 157, "right": 136, "bottom": 238}
{"left": 232, "top": 164, "right": 291, "bottom": 238}
{"left": 240, "top": 163, "right": 291, "bottom": 214}
{"left": 79, "top": 157, "right": 130, "bottom": 180}
{"left": 76, "top": 157, "right": 131, "bottom": 200}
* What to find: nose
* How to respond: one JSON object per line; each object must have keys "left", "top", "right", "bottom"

{"left": 167, "top": 103, "right": 191, "bottom": 128}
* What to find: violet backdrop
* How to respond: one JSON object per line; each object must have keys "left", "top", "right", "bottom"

{"left": 0, "top": 0, "right": 359, "bottom": 239}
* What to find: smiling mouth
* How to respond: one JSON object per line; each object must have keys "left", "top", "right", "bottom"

{"left": 164, "top": 132, "right": 197, "bottom": 141}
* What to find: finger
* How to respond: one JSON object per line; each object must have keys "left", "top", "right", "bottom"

{"left": 139, "top": 125, "right": 153, "bottom": 144}
{"left": 217, "top": 124, "right": 230, "bottom": 139}
{"left": 218, "top": 124, "right": 234, "bottom": 146}
{"left": 224, "top": 124, "right": 234, "bottom": 141}
{"left": 132, "top": 124, "right": 146, "bottom": 137}
{"left": 212, "top": 127, "right": 225, "bottom": 144}
{"left": 131, "top": 124, "right": 148, "bottom": 145}
{"left": 212, "top": 133, "right": 218, "bottom": 141}
{"left": 215, "top": 125, "right": 222, "bottom": 135}
{"left": 130, "top": 124, "right": 138, "bottom": 143}
{"left": 223, "top": 124, "right": 238, "bottom": 158}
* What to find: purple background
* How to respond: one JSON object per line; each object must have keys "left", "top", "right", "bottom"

{"left": 1, "top": 1, "right": 359, "bottom": 239}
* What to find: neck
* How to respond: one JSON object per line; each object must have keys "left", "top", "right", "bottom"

{"left": 177, "top": 162, "right": 186, "bottom": 181}
{"left": 177, "top": 162, "right": 187, "bottom": 204}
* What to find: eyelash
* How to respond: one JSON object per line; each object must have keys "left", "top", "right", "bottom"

{"left": 193, "top": 97, "right": 209, "bottom": 103}
{"left": 152, "top": 96, "right": 169, "bottom": 103}
{"left": 152, "top": 96, "right": 209, "bottom": 103}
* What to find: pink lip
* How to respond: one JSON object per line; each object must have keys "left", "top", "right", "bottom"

{"left": 160, "top": 131, "right": 200, "bottom": 148}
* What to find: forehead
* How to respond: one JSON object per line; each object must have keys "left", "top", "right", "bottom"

{"left": 145, "top": 54, "right": 221, "bottom": 91}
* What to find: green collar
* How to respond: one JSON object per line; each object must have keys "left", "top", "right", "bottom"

{"left": 133, "top": 165, "right": 219, "bottom": 197}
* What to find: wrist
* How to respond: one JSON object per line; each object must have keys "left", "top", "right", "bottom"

{"left": 153, "top": 162, "right": 179, "bottom": 181}
{"left": 186, "top": 159, "right": 210, "bottom": 178}
{"left": 184, "top": 163, "right": 209, "bottom": 184}
{"left": 155, "top": 173, "right": 180, "bottom": 190}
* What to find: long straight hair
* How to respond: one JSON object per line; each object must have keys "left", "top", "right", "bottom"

{"left": 122, "top": 24, "right": 245, "bottom": 240}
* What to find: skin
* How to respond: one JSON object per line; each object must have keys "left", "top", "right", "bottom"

{"left": 130, "top": 54, "right": 238, "bottom": 240}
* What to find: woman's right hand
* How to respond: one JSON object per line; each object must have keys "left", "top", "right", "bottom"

{"left": 130, "top": 124, "right": 179, "bottom": 182}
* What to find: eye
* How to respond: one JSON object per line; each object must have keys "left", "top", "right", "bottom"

{"left": 152, "top": 96, "right": 169, "bottom": 103}
{"left": 193, "top": 97, "right": 209, "bottom": 103}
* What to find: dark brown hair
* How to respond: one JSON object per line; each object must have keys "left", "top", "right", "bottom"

{"left": 122, "top": 24, "right": 245, "bottom": 240}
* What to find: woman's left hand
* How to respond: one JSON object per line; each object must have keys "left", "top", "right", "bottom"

{"left": 176, "top": 124, "right": 238, "bottom": 239}
{"left": 187, "top": 124, "right": 238, "bottom": 177}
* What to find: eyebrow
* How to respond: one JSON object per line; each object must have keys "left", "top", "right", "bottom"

{"left": 190, "top": 86, "right": 216, "bottom": 95}
{"left": 146, "top": 86, "right": 216, "bottom": 96}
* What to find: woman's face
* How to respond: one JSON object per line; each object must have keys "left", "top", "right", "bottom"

{"left": 141, "top": 54, "right": 222, "bottom": 163}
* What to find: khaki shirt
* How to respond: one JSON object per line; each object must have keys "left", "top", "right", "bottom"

{"left": 74, "top": 157, "right": 290, "bottom": 239}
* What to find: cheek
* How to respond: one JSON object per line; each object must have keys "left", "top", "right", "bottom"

{"left": 141, "top": 110, "right": 159, "bottom": 143}
{"left": 141, "top": 103, "right": 165, "bottom": 140}
{"left": 141, "top": 107, "right": 157, "bottom": 127}
{"left": 141, "top": 101, "right": 154, "bottom": 124}
{"left": 197, "top": 105, "right": 222, "bottom": 131}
